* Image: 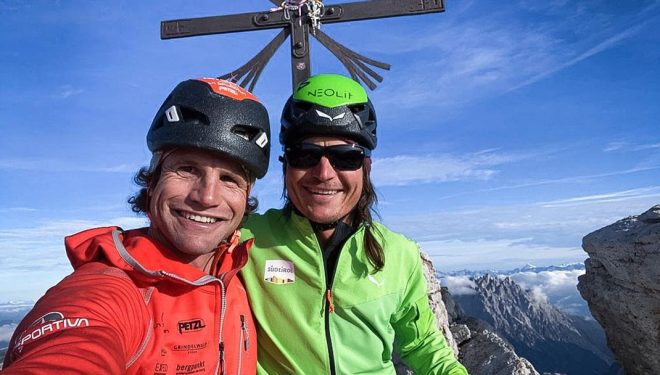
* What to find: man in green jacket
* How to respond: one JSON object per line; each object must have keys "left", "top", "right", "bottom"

{"left": 241, "top": 74, "right": 468, "bottom": 374}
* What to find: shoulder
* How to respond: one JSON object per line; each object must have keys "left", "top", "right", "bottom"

{"left": 367, "top": 223, "right": 423, "bottom": 274}
{"left": 4, "top": 264, "right": 150, "bottom": 372}
{"left": 242, "top": 208, "right": 287, "bottom": 238}
{"left": 40, "top": 262, "right": 147, "bottom": 315}
{"left": 371, "top": 222, "right": 420, "bottom": 253}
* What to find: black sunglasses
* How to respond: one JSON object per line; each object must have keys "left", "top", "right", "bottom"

{"left": 283, "top": 143, "right": 371, "bottom": 171}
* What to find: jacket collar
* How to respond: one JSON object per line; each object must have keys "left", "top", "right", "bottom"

{"left": 66, "top": 226, "right": 251, "bottom": 285}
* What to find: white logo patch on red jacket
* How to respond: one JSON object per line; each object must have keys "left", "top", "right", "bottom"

{"left": 16, "top": 311, "right": 90, "bottom": 351}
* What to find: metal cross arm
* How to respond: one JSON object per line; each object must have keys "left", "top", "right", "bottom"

{"left": 161, "top": 0, "right": 445, "bottom": 91}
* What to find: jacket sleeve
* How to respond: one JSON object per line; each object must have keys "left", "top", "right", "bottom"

{"left": 391, "top": 247, "right": 469, "bottom": 375}
{"left": 2, "top": 263, "right": 150, "bottom": 374}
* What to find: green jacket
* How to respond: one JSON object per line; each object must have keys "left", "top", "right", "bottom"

{"left": 241, "top": 209, "right": 468, "bottom": 375}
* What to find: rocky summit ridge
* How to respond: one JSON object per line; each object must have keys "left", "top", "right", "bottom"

{"left": 578, "top": 205, "right": 660, "bottom": 375}
{"left": 395, "top": 252, "right": 541, "bottom": 375}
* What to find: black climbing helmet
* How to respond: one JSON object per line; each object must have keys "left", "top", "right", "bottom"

{"left": 147, "top": 78, "right": 271, "bottom": 178}
{"left": 280, "top": 74, "right": 377, "bottom": 150}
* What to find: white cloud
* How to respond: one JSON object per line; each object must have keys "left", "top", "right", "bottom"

{"left": 443, "top": 276, "right": 477, "bottom": 295}
{"left": 0, "top": 207, "right": 38, "bottom": 213}
{"left": 0, "top": 216, "right": 148, "bottom": 301}
{"left": 0, "top": 158, "right": 139, "bottom": 173}
{"left": 603, "top": 140, "right": 660, "bottom": 153}
{"left": 372, "top": 0, "right": 656, "bottom": 113}
{"left": 421, "top": 238, "right": 584, "bottom": 272}
{"left": 55, "top": 85, "right": 84, "bottom": 99}
{"left": 528, "top": 286, "right": 549, "bottom": 304}
{"left": 509, "top": 269, "right": 588, "bottom": 316}
{"left": 510, "top": 23, "right": 646, "bottom": 91}
{"left": 437, "top": 168, "right": 660, "bottom": 200}
{"left": 603, "top": 141, "right": 628, "bottom": 152}
{"left": 442, "top": 269, "right": 590, "bottom": 316}
{"left": 539, "top": 186, "right": 660, "bottom": 208}
{"left": 388, "top": 187, "right": 660, "bottom": 273}
{"left": 0, "top": 217, "right": 147, "bottom": 270}
{"left": 371, "top": 150, "right": 521, "bottom": 186}
{"left": 633, "top": 143, "right": 660, "bottom": 151}
{"left": 0, "top": 323, "right": 17, "bottom": 343}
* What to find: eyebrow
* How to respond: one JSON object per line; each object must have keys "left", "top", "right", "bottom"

{"left": 167, "top": 156, "right": 248, "bottom": 180}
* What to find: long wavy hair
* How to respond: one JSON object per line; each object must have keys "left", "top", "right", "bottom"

{"left": 282, "top": 160, "right": 384, "bottom": 272}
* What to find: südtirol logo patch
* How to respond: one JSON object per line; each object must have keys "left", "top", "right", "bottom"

{"left": 264, "top": 260, "right": 295, "bottom": 284}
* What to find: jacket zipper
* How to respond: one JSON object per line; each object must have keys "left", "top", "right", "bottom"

{"left": 324, "top": 288, "right": 337, "bottom": 375}
{"left": 323, "top": 244, "right": 345, "bottom": 375}
{"left": 215, "top": 279, "right": 227, "bottom": 375}
{"left": 238, "top": 314, "right": 249, "bottom": 374}
{"left": 316, "top": 221, "right": 358, "bottom": 375}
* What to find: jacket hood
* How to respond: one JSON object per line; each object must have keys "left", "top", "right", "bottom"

{"left": 65, "top": 226, "right": 252, "bottom": 285}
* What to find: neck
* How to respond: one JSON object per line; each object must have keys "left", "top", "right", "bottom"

{"left": 147, "top": 227, "right": 217, "bottom": 274}
{"left": 314, "top": 226, "right": 336, "bottom": 248}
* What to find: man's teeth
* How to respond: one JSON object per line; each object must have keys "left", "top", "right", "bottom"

{"left": 182, "top": 212, "right": 218, "bottom": 224}
{"left": 309, "top": 188, "right": 338, "bottom": 195}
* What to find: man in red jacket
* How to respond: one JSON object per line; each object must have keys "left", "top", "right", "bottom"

{"left": 2, "top": 78, "right": 270, "bottom": 374}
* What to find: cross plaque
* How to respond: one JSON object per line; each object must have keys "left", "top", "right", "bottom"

{"left": 162, "top": 0, "right": 445, "bottom": 91}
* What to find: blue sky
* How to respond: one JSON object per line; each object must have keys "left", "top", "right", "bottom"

{"left": 1, "top": 0, "right": 659, "bottom": 301}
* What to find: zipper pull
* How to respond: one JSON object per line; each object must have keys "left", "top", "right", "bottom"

{"left": 326, "top": 289, "right": 335, "bottom": 313}
{"left": 218, "top": 341, "right": 225, "bottom": 375}
{"left": 240, "top": 315, "right": 249, "bottom": 351}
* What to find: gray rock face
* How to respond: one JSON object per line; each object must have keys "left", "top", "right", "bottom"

{"left": 395, "top": 250, "right": 539, "bottom": 375}
{"left": 455, "top": 274, "right": 614, "bottom": 374}
{"left": 394, "top": 251, "right": 459, "bottom": 374}
{"left": 578, "top": 205, "right": 660, "bottom": 375}
{"left": 420, "top": 251, "right": 460, "bottom": 354}
{"left": 457, "top": 318, "right": 539, "bottom": 375}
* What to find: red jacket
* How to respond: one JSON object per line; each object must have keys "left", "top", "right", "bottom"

{"left": 2, "top": 227, "right": 256, "bottom": 374}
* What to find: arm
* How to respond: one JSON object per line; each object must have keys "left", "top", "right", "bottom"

{"left": 391, "top": 249, "right": 468, "bottom": 375}
{"left": 2, "top": 264, "right": 150, "bottom": 374}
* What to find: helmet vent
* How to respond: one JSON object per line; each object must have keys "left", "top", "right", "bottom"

{"left": 350, "top": 104, "right": 366, "bottom": 113}
{"left": 232, "top": 125, "right": 259, "bottom": 142}
{"left": 294, "top": 101, "right": 313, "bottom": 112}
{"left": 179, "top": 106, "right": 210, "bottom": 126}
{"left": 165, "top": 105, "right": 180, "bottom": 122}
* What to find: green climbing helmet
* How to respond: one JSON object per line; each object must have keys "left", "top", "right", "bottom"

{"left": 280, "top": 74, "right": 377, "bottom": 150}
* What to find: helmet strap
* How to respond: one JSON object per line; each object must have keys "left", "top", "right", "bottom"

{"left": 311, "top": 220, "right": 340, "bottom": 231}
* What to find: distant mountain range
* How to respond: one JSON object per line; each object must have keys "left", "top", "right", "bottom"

{"left": 0, "top": 301, "right": 33, "bottom": 325}
{"left": 0, "top": 301, "right": 33, "bottom": 366}
{"left": 438, "top": 262, "right": 585, "bottom": 278}
{"left": 438, "top": 263, "right": 593, "bottom": 317}
{"left": 451, "top": 274, "right": 620, "bottom": 375}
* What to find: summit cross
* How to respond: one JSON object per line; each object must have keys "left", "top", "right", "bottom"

{"left": 161, "top": 0, "right": 445, "bottom": 90}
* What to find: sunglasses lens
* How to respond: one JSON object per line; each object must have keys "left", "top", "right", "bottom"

{"left": 286, "top": 145, "right": 322, "bottom": 168}
{"left": 285, "top": 144, "right": 367, "bottom": 171}
{"left": 327, "top": 146, "right": 365, "bottom": 171}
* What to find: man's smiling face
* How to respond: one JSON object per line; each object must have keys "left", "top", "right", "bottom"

{"left": 148, "top": 148, "right": 249, "bottom": 268}
{"left": 285, "top": 136, "right": 364, "bottom": 224}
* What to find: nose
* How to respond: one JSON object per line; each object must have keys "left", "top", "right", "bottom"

{"left": 311, "top": 156, "right": 336, "bottom": 181}
{"left": 190, "top": 174, "right": 222, "bottom": 207}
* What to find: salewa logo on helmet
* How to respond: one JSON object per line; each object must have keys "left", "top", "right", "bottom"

{"left": 315, "top": 109, "right": 346, "bottom": 122}
{"left": 264, "top": 260, "right": 295, "bottom": 284}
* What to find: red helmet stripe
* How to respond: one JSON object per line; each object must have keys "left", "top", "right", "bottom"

{"left": 195, "top": 78, "right": 260, "bottom": 102}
